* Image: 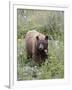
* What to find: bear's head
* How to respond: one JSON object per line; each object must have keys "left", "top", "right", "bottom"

{"left": 36, "top": 35, "right": 48, "bottom": 55}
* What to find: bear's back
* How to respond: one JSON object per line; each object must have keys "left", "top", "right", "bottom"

{"left": 25, "top": 30, "right": 45, "bottom": 40}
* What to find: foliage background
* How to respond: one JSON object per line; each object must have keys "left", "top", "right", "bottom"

{"left": 17, "top": 9, "right": 64, "bottom": 80}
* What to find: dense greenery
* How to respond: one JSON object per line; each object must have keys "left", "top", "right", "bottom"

{"left": 17, "top": 9, "right": 64, "bottom": 80}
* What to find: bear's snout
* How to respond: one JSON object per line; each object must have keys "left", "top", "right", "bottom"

{"left": 39, "top": 43, "right": 44, "bottom": 50}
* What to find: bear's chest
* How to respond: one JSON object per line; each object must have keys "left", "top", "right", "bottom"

{"left": 36, "top": 50, "right": 46, "bottom": 59}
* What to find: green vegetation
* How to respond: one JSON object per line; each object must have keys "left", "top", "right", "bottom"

{"left": 17, "top": 9, "right": 64, "bottom": 80}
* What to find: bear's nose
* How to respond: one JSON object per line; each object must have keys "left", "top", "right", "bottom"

{"left": 39, "top": 44, "right": 44, "bottom": 50}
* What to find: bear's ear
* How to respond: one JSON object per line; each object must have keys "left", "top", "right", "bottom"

{"left": 45, "top": 36, "right": 48, "bottom": 40}
{"left": 36, "top": 36, "right": 39, "bottom": 40}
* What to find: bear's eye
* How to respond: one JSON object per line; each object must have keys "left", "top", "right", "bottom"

{"left": 44, "top": 41, "right": 48, "bottom": 45}
{"left": 44, "top": 42, "right": 48, "bottom": 48}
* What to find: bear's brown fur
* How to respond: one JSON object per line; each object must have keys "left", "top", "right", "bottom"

{"left": 25, "top": 30, "right": 48, "bottom": 64}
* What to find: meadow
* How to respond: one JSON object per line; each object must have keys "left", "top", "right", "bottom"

{"left": 17, "top": 9, "right": 64, "bottom": 80}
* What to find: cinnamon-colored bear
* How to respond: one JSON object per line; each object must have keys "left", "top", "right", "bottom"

{"left": 25, "top": 30, "right": 48, "bottom": 64}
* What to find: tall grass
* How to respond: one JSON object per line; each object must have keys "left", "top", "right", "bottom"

{"left": 17, "top": 9, "right": 64, "bottom": 80}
